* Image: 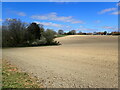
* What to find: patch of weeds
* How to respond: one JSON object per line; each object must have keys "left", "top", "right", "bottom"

{"left": 2, "top": 60, "right": 43, "bottom": 88}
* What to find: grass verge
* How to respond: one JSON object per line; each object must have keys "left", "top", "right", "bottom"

{"left": 2, "top": 60, "right": 43, "bottom": 88}
{"left": 56, "top": 35, "right": 68, "bottom": 38}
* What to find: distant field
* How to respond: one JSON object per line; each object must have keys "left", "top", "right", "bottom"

{"left": 3, "top": 35, "right": 118, "bottom": 88}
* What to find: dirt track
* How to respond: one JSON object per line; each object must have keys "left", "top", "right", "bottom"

{"left": 3, "top": 35, "right": 118, "bottom": 88}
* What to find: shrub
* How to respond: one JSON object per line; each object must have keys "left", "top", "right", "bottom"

{"left": 51, "top": 41, "right": 61, "bottom": 45}
{"left": 2, "top": 19, "right": 28, "bottom": 47}
{"left": 58, "top": 30, "right": 64, "bottom": 35}
{"left": 67, "top": 30, "right": 76, "bottom": 35}
{"left": 43, "top": 29, "right": 56, "bottom": 44}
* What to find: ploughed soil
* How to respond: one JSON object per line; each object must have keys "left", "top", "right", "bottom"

{"left": 3, "top": 35, "right": 118, "bottom": 88}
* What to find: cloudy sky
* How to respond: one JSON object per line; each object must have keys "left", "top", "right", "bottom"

{"left": 2, "top": 2, "right": 119, "bottom": 32}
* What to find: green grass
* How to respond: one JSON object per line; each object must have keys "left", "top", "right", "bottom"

{"left": 56, "top": 34, "right": 68, "bottom": 38}
{"left": 2, "top": 60, "right": 43, "bottom": 88}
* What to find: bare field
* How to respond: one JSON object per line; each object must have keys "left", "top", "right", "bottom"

{"left": 3, "top": 35, "right": 118, "bottom": 88}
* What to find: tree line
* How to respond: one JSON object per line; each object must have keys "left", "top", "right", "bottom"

{"left": 2, "top": 18, "right": 119, "bottom": 47}
{"left": 58, "top": 29, "right": 120, "bottom": 35}
{"left": 2, "top": 19, "right": 60, "bottom": 47}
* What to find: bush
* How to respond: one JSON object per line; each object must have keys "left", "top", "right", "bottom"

{"left": 51, "top": 41, "right": 61, "bottom": 45}
{"left": 67, "top": 30, "right": 76, "bottom": 35}
{"left": 43, "top": 29, "right": 56, "bottom": 44}
{"left": 58, "top": 30, "right": 64, "bottom": 35}
{"left": 2, "top": 19, "right": 30, "bottom": 47}
{"left": 31, "top": 37, "right": 47, "bottom": 46}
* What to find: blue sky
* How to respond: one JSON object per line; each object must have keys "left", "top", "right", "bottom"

{"left": 2, "top": 2, "right": 119, "bottom": 33}
{"left": 2, "top": 0, "right": 119, "bottom": 2}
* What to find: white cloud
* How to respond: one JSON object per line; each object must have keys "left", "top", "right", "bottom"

{"left": 17, "top": 12, "right": 26, "bottom": 16}
{"left": 102, "top": 26, "right": 118, "bottom": 31}
{"left": 31, "top": 12, "right": 84, "bottom": 24}
{"left": 7, "top": 9, "right": 26, "bottom": 16}
{"left": 34, "top": 21, "right": 73, "bottom": 31}
{"left": 98, "top": 8, "right": 117, "bottom": 14}
{"left": 79, "top": 25, "right": 84, "bottom": 28}
{"left": 34, "top": 21, "right": 63, "bottom": 28}
{"left": 111, "top": 11, "right": 120, "bottom": 15}
{"left": 76, "top": 28, "right": 97, "bottom": 31}
{"left": 0, "top": 19, "right": 2, "bottom": 22}
{"left": 94, "top": 20, "right": 101, "bottom": 23}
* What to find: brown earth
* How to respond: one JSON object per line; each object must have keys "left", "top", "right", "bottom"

{"left": 3, "top": 35, "right": 118, "bottom": 88}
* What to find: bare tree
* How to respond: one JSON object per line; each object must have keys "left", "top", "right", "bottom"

{"left": 2, "top": 19, "right": 28, "bottom": 47}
